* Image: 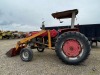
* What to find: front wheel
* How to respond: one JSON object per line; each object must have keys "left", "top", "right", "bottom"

{"left": 20, "top": 48, "right": 33, "bottom": 62}
{"left": 55, "top": 31, "right": 91, "bottom": 65}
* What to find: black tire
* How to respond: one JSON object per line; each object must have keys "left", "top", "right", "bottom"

{"left": 37, "top": 47, "right": 44, "bottom": 52}
{"left": 55, "top": 31, "right": 91, "bottom": 65}
{"left": 20, "top": 48, "right": 33, "bottom": 62}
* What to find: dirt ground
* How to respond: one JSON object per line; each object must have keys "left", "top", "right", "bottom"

{"left": 0, "top": 39, "right": 100, "bottom": 75}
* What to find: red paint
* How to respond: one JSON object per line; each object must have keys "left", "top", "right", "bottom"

{"left": 30, "top": 29, "right": 58, "bottom": 37}
{"left": 63, "top": 39, "right": 81, "bottom": 57}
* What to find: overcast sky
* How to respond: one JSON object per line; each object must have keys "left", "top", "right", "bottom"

{"left": 0, "top": 0, "right": 100, "bottom": 31}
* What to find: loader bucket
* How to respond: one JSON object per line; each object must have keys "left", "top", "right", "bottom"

{"left": 6, "top": 47, "right": 21, "bottom": 57}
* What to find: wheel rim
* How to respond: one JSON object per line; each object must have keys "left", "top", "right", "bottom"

{"left": 62, "top": 39, "right": 82, "bottom": 57}
{"left": 22, "top": 51, "right": 29, "bottom": 59}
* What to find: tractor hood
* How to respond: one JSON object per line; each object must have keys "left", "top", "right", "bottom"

{"left": 52, "top": 9, "right": 78, "bottom": 19}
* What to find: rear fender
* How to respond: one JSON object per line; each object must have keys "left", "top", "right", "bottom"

{"left": 58, "top": 28, "right": 79, "bottom": 34}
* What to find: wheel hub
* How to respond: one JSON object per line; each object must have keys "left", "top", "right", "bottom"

{"left": 69, "top": 46, "right": 74, "bottom": 51}
{"left": 63, "top": 39, "right": 82, "bottom": 57}
{"left": 22, "top": 51, "right": 29, "bottom": 59}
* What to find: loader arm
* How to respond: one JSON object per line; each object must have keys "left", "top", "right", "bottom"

{"left": 16, "top": 30, "right": 46, "bottom": 48}
{"left": 6, "top": 30, "right": 47, "bottom": 57}
{"left": 20, "top": 30, "right": 46, "bottom": 43}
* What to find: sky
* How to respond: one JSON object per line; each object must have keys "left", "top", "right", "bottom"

{"left": 0, "top": 0, "right": 100, "bottom": 31}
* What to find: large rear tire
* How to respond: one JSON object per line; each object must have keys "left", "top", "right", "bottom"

{"left": 55, "top": 31, "right": 91, "bottom": 65}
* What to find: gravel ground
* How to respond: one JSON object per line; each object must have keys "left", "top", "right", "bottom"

{"left": 0, "top": 39, "right": 100, "bottom": 75}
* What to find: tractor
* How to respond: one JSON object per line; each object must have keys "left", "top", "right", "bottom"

{"left": 6, "top": 9, "right": 91, "bottom": 65}
{"left": 1, "top": 31, "right": 14, "bottom": 39}
{"left": 0, "top": 30, "right": 3, "bottom": 39}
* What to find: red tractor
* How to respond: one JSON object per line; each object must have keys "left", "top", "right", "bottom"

{"left": 6, "top": 9, "right": 91, "bottom": 65}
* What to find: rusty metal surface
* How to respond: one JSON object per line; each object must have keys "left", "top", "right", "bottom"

{"left": 52, "top": 9, "right": 78, "bottom": 19}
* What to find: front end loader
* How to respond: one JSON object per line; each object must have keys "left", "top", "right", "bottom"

{"left": 6, "top": 9, "right": 91, "bottom": 65}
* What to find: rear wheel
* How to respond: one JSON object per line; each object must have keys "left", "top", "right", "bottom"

{"left": 55, "top": 31, "right": 91, "bottom": 65}
{"left": 20, "top": 48, "right": 33, "bottom": 62}
{"left": 36, "top": 43, "right": 45, "bottom": 52}
{"left": 37, "top": 47, "right": 44, "bottom": 52}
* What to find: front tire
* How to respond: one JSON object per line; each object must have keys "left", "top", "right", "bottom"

{"left": 20, "top": 48, "right": 33, "bottom": 62}
{"left": 55, "top": 31, "right": 91, "bottom": 65}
